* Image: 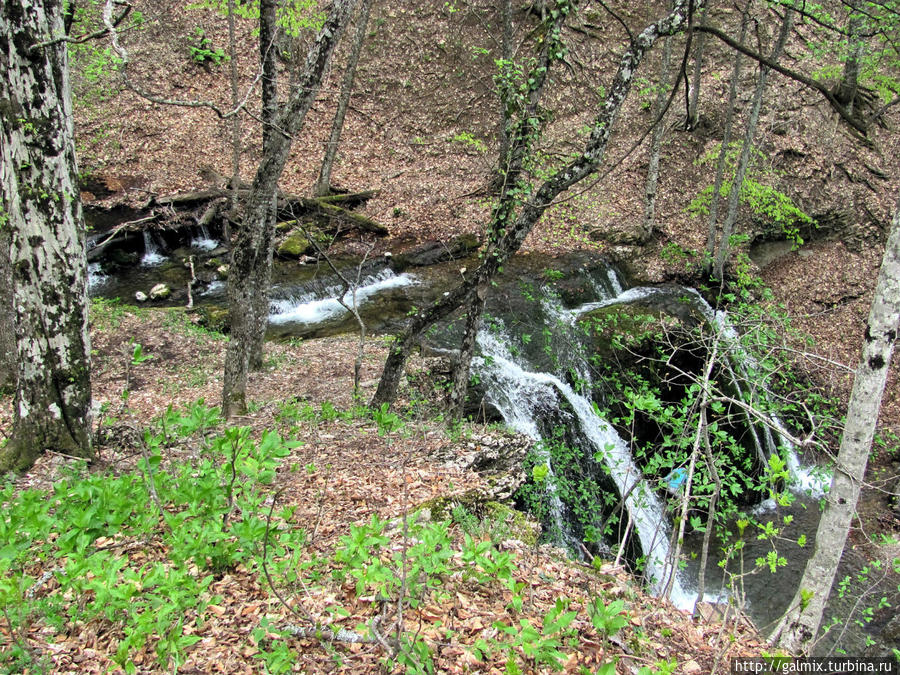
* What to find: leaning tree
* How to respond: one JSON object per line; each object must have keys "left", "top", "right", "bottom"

{"left": 0, "top": 0, "right": 93, "bottom": 472}
{"left": 371, "top": 0, "right": 699, "bottom": 412}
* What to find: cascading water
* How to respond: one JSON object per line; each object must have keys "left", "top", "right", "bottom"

{"left": 191, "top": 224, "right": 219, "bottom": 252}
{"left": 268, "top": 268, "right": 417, "bottom": 326}
{"left": 466, "top": 265, "right": 831, "bottom": 614}
{"left": 474, "top": 328, "right": 696, "bottom": 608}
{"left": 141, "top": 231, "right": 166, "bottom": 266}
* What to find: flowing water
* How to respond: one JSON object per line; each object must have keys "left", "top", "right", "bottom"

{"left": 140, "top": 231, "right": 166, "bottom": 266}
{"left": 190, "top": 224, "right": 219, "bottom": 252}
{"left": 88, "top": 236, "right": 896, "bottom": 652}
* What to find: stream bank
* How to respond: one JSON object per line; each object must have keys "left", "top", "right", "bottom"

{"left": 84, "top": 224, "right": 900, "bottom": 656}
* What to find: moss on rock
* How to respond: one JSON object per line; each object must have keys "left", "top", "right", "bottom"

{"left": 277, "top": 232, "right": 312, "bottom": 258}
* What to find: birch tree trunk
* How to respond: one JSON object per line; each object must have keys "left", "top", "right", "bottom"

{"left": 314, "top": 0, "right": 371, "bottom": 197}
{"left": 772, "top": 194, "right": 900, "bottom": 653}
{"left": 222, "top": 0, "right": 356, "bottom": 418}
{"left": 0, "top": 0, "right": 93, "bottom": 471}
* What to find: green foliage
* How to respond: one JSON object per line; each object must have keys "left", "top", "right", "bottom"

{"left": 66, "top": 0, "right": 134, "bottom": 103}
{"left": 187, "top": 0, "right": 325, "bottom": 37}
{"left": 188, "top": 27, "right": 227, "bottom": 65}
{"left": 451, "top": 131, "right": 487, "bottom": 153}
{"left": 588, "top": 597, "right": 628, "bottom": 637}
{"left": 688, "top": 142, "right": 814, "bottom": 245}
{"left": 0, "top": 402, "right": 302, "bottom": 673}
{"left": 518, "top": 428, "right": 617, "bottom": 546}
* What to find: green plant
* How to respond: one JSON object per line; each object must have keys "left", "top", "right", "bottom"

{"left": 450, "top": 131, "right": 487, "bottom": 153}
{"left": 0, "top": 402, "right": 304, "bottom": 673}
{"left": 688, "top": 141, "right": 814, "bottom": 246}
{"left": 188, "top": 27, "right": 227, "bottom": 65}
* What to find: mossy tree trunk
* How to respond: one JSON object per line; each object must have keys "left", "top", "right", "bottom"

{"left": 0, "top": 0, "right": 93, "bottom": 472}
{"left": 223, "top": 0, "right": 357, "bottom": 418}
{"left": 0, "top": 228, "right": 15, "bottom": 393}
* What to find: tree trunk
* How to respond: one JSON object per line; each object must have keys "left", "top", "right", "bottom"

{"left": 247, "top": 0, "right": 280, "bottom": 372}
{"left": 448, "top": 285, "right": 487, "bottom": 419}
{"left": 836, "top": 1, "right": 864, "bottom": 117}
{"left": 492, "top": 0, "right": 514, "bottom": 192}
{"left": 223, "top": 0, "right": 357, "bottom": 418}
{"left": 0, "top": 0, "right": 93, "bottom": 472}
{"left": 314, "top": 0, "right": 371, "bottom": 197}
{"left": 714, "top": 8, "right": 792, "bottom": 280}
{"left": 704, "top": 0, "right": 750, "bottom": 272}
{"left": 0, "top": 228, "right": 15, "bottom": 393}
{"left": 643, "top": 31, "right": 674, "bottom": 239}
{"left": 372, "top": 0, "right": 696, "bottom": 409}
{"left": 772, "top": 193, "right": 900, "bottom": 653}
{"left": 685, "top": 5, "right": 707, "bottom": 129}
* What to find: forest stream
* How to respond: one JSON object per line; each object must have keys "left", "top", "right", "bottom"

{"left": 87, "top": 221, "right": 900, "bottom": 657}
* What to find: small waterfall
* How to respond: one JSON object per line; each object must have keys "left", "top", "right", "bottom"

{"left": 141, "top": 231, "right": 166, "bottom": 266}
{"left": 475, "top": 328, "right": 695, "bottom": 609}
{"left": 87, "top": 262, "right": 108, "bottom": 290}
{"left": 693, "top": 291, "right": 831, "bottom": 497}
{"left": 573, "top": 285, "right": 829, "bottom": 497}
{"left": 191, "top": 224, "right": 219, "bottom": 252}
{"left": 269, "top": 269, "right": 416, "bottom": 326}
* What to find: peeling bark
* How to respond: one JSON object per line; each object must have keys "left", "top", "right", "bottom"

{"left": 0, "top": 0, "right": 92, "bottom": 471}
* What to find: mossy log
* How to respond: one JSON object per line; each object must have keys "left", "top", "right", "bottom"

{"left": 151, "top": 188, "right": 386, "bottom": 236}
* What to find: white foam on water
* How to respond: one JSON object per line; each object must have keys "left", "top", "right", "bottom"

{"left": 141, "top": 231, "right": 166, "bottom": 266}
{"left": 268, "top": 269, "right": 416, "bottom": 325}
{"left": 475, "top": 328, "right": 695, "bottom": 609}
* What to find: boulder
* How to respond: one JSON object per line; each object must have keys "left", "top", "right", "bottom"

{"left": 149, "top": 283, "right": 171, "bottom": 300}
{"left": 135, "top": 291, "right": 148, "bottom": 302}
{"left": 277, "top": 232, "right": 311, "bottom": 258}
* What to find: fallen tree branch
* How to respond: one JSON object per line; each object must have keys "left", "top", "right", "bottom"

{"left": 279, "top": 624, "right": 374, "bottom": 644}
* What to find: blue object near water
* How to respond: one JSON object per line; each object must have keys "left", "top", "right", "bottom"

{"left": 665, "top": 467, "right": 688, "bottom": 494}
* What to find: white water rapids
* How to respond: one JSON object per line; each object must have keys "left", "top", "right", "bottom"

{"left": 474, "top": 327, "right": 697, "bottom": 609}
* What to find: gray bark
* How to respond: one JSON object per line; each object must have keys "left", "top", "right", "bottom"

{"left": 493, "top": 0, "right": 514, "bottom": 191}
{"left": 836, "top": 3, "right": 864, "bottom": 117}
{"left": 314, "top": 0, "right": 371, "bottom": 197}
{"left": 0, "top": 0, "right": 93, "bottom": 471}
{"left": 643, "top": 31, "right": 674, "bottom": 238}
{"left": 704, "top": 1, "right": 749, "bottom": 270}
{"left": 685, "top": 5, "right": 707, "bottom": 129}
{"left": 714, "top": 8, "right": 792, "bottom": 280}
{"left": 223, "top": 0, "right": 357, "bottom": 418}
{"left": 772, "top": 193, "right": 900, "bottom": 653}
{"left": 372, "top": 0, "right": 697, "bottom": 409}
{"left": 247, "top": 0, "right": 279, "bottom": 372}
{"left": 0, "top": 228, "right": 15, "bottom": 392}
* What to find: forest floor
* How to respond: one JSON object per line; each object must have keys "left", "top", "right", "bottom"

{"left": 1, "top": 307, "right": 768, "bottom": 673}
